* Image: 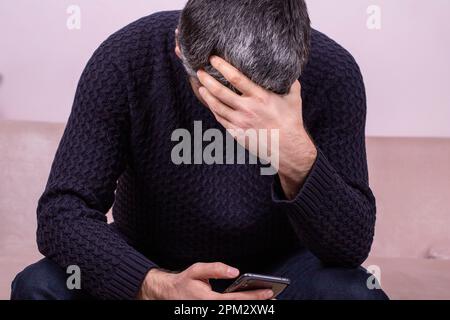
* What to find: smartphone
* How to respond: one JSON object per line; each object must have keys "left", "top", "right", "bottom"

{"left": 223, "top": 273, "right": 290, "bottom": 299}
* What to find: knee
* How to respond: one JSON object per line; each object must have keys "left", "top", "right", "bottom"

{"left": 11, "top": 259, "right": 70, "bottom": 300}
{"left": 310, "top": 267, "right": 389, "bottom": 300}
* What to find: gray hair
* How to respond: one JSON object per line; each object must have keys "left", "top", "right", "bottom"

{"left": 178, "top": 0, "right": 311, "bottom": 95}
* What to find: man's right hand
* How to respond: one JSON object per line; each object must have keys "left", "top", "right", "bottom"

{"left": 137, "top": 262, "right": 274, "bottom": 300}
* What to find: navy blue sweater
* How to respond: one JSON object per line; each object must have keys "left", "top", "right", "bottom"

{"left": 37, "top": 11, "right": 376, "bottom": 299}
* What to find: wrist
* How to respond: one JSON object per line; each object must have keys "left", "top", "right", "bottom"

{"left": 137, "top": 268, "right": 172, "bottom": 300}
{"left": 277, "top": 131, "right": 317, "bottom": 199}
{"left": 278, "top": 132, "right": 317, "bottom": 181}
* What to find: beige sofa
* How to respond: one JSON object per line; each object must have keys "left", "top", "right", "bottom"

{"left": 1, "top": 120, "right": 449, "bottom": 300}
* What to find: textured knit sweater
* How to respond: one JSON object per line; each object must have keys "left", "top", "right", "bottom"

{"left": 36, "top": 11, "right": 376, "bottom": 300}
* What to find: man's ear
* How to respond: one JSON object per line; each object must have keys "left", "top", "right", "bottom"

{"left": 175, "top": 28, "right": 182, "bottom": 59}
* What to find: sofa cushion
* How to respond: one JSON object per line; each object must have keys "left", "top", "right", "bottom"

{"left": 0, "top": 121, "right": 65, "bottom": 299}
{"left": 367, "top": 138, "right": 450, "bottom": 259}
{"left": 364, "top": 256, "right": 450, "bottom": 300}
{"left": 427, "top": 241, "right": 450, "bottom": 260}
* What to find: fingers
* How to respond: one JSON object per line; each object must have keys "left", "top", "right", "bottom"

{"left": 209, "top": 56, "right": 263, "bottom": 97}
{"left": 197, "top": 70, "right": 243, "bottom": 109}
{"left": 187, "top": 262, "right": 240, "bottom": 280}
{"left": 198, "top": 86, "right": 235, "bottom": 123}
{"left": 212, "top": 113, "right": 237, "bottom": 132}
{"left": 198, "top": 86, "right": 242, "bottom": 131}
{"left": 219, "top": 289, "right": 274, "bottom": 301}
{"left": 198, "top": 87, "right": 240, "bottom": 131}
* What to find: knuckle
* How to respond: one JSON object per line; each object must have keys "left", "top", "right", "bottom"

{"left": 255, "top": 89, "right": 268, "bottom": 99}
{"left": 209, "top": 102, "right": 219, "bottom": 113}
{"left": 187, "top": 266, "right": 196, "bottom": 275}
{"left": 212, "top": 85, "right": 225, "bottom": 97}
{"left": 215, "top": 104, "right": 225, "bottom": 115}
{"left": 254, "top": 95, "right": 265, "bottom": 104}
{"left": 229, "top": 75, "right": 241, "bottom": 86}
{"left": 217, "top": 106, "right": 228, "bottom": 118}
{"left": 190, "top": 263, "right": 202, "bottom": 273}
{"left": 211, "top": 262, "right": 225, "bottom": 275}
{"left": 212, "top": 262, "right": 224, "bottom": 269}
{"left": 210, "top": 101, "right": 222, "bottom": 113}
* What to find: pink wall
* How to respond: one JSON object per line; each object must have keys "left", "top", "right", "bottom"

{"left": 0, "top": 0, "right": 449, "bottom": 137}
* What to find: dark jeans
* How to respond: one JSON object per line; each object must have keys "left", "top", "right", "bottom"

{"left": 10, "top": 249, "right": 388, "bottom": 300}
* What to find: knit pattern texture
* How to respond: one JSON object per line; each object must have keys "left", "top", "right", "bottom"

{"left": 37, "top": 10, "right": 376, "bottom": 299}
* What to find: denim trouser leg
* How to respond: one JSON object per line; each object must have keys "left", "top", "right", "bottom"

{"left": 211, "top": 248, "right": 389, "bottom": 300}
{"left": 11, "top": 258, "right": 93, "bottom": 300}
{"left": 261, "top": 249, "right": 389, "bottom": 300}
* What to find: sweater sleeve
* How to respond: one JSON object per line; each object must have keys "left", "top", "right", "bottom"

{"left": 36, "top": 41, "right": 157, "bottom": 299}
{"left": 272, "top": 58, "right": 376, "bottom": 268}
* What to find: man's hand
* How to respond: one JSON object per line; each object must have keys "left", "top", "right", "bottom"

{"left": 137, "top": 262, "right": 274, "bottom": 300}
{"left": 197, "top": 56, "right": 317, "bottom": 199}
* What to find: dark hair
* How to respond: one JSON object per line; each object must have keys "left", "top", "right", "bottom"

{"left": 178, "top": 0, "right": 311, "bottom": 95}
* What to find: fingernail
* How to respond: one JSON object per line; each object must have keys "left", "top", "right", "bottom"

{"left": 227, "top": 267, "right": 239, "bottom": 277}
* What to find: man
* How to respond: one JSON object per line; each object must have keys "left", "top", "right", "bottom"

{"left": 11, "top": 0, "right": 388, "bottom": 300}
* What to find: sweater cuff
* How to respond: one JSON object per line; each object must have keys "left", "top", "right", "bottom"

{"left": 104, "top": 249, "right": 158, "bottom": 300}
{"left": 272, "top": 149, "right": 336, "bottom": 217}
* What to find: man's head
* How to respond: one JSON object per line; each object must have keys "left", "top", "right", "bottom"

{"left": 176, "top": 0, "right": 311, "bottom": 96}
